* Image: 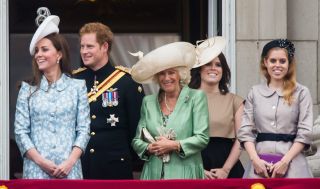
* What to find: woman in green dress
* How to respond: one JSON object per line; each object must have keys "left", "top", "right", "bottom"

{"left": 131, "top": 42, "right": 209, "bottom": 179}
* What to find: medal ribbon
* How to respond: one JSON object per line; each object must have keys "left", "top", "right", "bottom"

{"left": 88, "top": 70, "right": 125, "bottom": 103}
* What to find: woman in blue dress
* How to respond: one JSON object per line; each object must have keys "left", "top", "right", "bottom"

{"left": 14, "top": 9, "right": 90, "bottom": 179}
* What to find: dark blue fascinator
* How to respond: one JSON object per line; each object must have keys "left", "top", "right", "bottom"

{"left": 262, "top": 39, "right": 295, "bottom": 61}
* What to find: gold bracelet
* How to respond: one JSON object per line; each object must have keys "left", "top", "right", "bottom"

{"left": 176, "top": 141, "right": 181, "bottom": 152}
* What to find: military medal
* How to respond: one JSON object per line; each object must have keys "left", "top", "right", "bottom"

{"left": 107, "top": 90, "right": 113, "bottom": 107}
{"left": 102, "top": 91, "right": 108, "bottom": 107}
{"left": 107, "top": 114, "right": 119, "bottom": 126}
{"left": 112, "top": 88, "right": 119, "bottom": 106}
{"left": 102, "top": 88, "right": 119, "bottom": 107}
{"left": 90, "top": 76, "right": 99, "bottom": 94}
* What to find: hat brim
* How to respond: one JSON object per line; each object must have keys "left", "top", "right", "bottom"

{"left": 29, "top": 15, "right": 60, "bottom": 55}
{"left": 193, "top": 36, "right": 226, "bottom": 68}
{"left": 131, "top": 42, "right": 196, "bottom": 84}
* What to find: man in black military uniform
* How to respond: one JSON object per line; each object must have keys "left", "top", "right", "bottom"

{"left": 73, "top": 22, "right": 144, "bottom": 179}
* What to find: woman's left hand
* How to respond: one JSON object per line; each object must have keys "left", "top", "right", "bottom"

{"left": 153, "top": 136, "right": 178, "bottom": 155}
{"left": 210, "top": 168, "right": 229, "bottom": 179}
{"left": 53, "top": 159, "right": 76, "bottom": 179}
{"left": 269, "top": 160, "right": 290, "bottom": 178}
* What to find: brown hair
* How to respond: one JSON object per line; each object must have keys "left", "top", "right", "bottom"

{"left": 79, "top": 22, "right": 114, "bottom": 53}
{"left": 24, "top": 33, "right": 71, "bottom": 88}
{"left": 189, "top": 53, "right": 230, "bottom": 95}
{"left": 260, "top": 47, "right": 296, "bottom": 105}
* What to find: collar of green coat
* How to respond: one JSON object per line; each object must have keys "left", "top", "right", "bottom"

{"left": 179, "top": 86, "right": 191, "bottom": 103}
{"left": 156, "top": 85, "right": 191, "bottom": 112}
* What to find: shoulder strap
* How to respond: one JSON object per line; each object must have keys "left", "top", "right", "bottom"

{"left": 88, "top": 69, "right": 126, "bottom": 103}
{"left": 115, "top": 65, "right": 131, "bottom": 74}
{"left": 72, "top": 67, "right": 87, "bottom": 75}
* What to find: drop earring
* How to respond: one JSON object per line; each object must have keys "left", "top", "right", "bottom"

{"left": 57, "top": 59, "right": 60, "bottom": 64}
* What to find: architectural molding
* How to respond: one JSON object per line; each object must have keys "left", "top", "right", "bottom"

{"left": 208, "top": 0, "right": 236, "bottom": 92}
{"left": 0, "top": 0, "right": 10, "bottom": 180}
{"left": 307, "top": 115, "right": 320, "bottom": 177}
{"left": 222, "top": 0, "right": 236, "bottom": 93}
{"left": 208, "top": 0, "right": 218, "bottom": 36}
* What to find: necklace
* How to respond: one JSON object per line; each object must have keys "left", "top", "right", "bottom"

{"left": 164, "top": 92, "right": 173, "bottom": 113}
{"left": 161, "top": 113, "right": 169, "bottom": 127}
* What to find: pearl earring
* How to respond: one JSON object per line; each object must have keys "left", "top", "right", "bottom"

{"left": 57, "top": 59, "right": 60, "bottom": 64}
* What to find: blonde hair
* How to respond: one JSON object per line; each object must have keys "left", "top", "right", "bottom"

{"left": 176, "top": 66, "right": 191, "bottom": 85}
{"left": 260, "top": 47, "right": 297, "bottom": 105}
{"left": 153, "top": 66, "right": 191, "bottom": 85}
{"left": 79, "top": 22, "right": 114, "bottom": 53}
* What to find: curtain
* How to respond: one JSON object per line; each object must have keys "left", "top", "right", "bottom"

{"left": 110, "top": 33, "right": 180, "bottom": 95}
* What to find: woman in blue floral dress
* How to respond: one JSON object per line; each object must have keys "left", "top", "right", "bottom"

{"left": 14, "top": 9, "right": 90, "bottom": 179}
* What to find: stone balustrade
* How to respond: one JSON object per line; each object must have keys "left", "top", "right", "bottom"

{"left": 307, "top": 115, "right": 320, "bottom": 177}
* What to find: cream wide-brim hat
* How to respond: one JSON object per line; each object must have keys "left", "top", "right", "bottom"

{"left": 29, "top": 15, "right": 60, "bottom": 55}
{"left": 131, "top": 42, "right": 196, "bottom": 84}
{"left": 192, "top": 36, "right": 226, "bottom": 68}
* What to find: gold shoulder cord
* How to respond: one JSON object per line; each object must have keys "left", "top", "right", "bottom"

{"left": 72, "top": 67, "right": 87, "bottom": 75}
{"left": 88, "top": 70, "right": 126, "bottom": 103}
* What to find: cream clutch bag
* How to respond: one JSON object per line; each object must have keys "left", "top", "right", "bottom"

{"left": 141, "top": 127, "right": 170, "bottom": 163}
{"left": 142, "top": 127, "right": 156, "bottom": 143}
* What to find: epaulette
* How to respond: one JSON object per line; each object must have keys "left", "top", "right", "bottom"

{"left": 72, "top": 67, "right": 87, "bottom": 75}
{"left": 115, "top": 65, "right": 131, "bottom": 74}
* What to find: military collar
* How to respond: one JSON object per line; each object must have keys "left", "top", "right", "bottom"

{"left": 257, "top": 82, "right": 284, "bottom": 97}
{"left": 91, "top": 62, "right": 115, "bottom": 78}
{"left": 40, "top": 73, "right": 68, "bottom": 92}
